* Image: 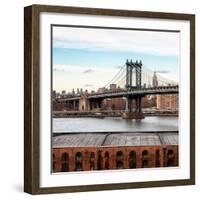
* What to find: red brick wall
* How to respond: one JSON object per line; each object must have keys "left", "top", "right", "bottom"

{"left": 52, "top": 145, "right": 178, "bottom": 172}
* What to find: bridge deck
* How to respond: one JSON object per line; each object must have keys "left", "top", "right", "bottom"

{"left": 57, "top": 86, "right": 179, "bottom": 102}
{"left": 52, "top": 132, "right": 178, "bottom": 148}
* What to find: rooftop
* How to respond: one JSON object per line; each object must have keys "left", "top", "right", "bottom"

{"left": 52, "top": 132, "right": 178, "bottom": 148}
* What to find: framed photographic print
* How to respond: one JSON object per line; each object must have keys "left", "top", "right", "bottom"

{"left": 24, "top": 4, "right": 195, "bottom": 194}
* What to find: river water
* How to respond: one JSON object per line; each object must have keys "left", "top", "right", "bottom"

{"left": 53, "top": 116, "right": 178, "bottom": 133}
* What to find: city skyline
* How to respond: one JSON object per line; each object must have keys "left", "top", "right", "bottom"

{"left": 53, "top": 26, "right": 179, "bottom": 93}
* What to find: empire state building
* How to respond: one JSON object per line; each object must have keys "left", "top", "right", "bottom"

{"left": 152, "top": 72, "right": 158, "bottom": 88}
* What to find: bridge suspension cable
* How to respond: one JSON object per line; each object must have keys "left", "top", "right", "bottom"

{"left": 102, "top": 61, "right": 178, "bottom": 90}
{"left": 115, "top": 73, "right": 126, "bottom": 88}
{"left": 103, "top": 64, "right": 126, "bottom": 88}
{"left": 142, "top": 65, "right": 178, "bottom": 87}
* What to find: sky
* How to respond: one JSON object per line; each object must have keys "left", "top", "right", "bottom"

{"left": 52, "top": 26, "right": 179, "bottom": 93}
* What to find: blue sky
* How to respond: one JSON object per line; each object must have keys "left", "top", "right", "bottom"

{"left": 53, "top": 26, "right": 179, "bottom": 93}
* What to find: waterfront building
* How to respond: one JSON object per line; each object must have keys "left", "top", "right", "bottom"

{"left": 141, "top": 95, "right": 157, "bottom": 108}
{"left": 52, "top": 132, "right": 178, "bottom": 172}
{"left": 156, "top": 94, "right": 179, "bottom": 110}
{"left": 103, "top": 98, "right": 126, "bottom": 110}
{"left": 53, "top": 99, "right": 65, "bottom": 111}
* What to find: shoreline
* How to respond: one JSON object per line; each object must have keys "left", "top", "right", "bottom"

{"left": 52, "top": 113, "right": 178, "bottom": 118}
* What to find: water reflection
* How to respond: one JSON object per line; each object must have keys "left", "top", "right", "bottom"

{"left": 53, "top": 116, "right": 178, "bottom": 133}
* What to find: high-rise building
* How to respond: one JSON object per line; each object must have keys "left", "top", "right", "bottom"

{"left": 61, "top": 90, "right": 66, "bottom": 95}
{"left": 152, "top": 72, "right": 158, "bottom": 88}
{"left": 97, "top": 87, "right": 107, "bottom": 93}
{"left": 109, "top": 84, "right": 117, "bottom": 90}
{"left": 52, "top": 90, "right": 56, "bottom": 98}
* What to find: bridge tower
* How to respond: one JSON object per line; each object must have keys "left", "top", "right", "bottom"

{"left": 123, "top": 59, "right": 144, "bottom": 119}
{"left": 125, "top": 59, "right": 142, "bottom": 90}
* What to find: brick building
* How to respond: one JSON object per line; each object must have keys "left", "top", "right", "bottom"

{"left": 103, "top": 98, "right": 126, "bottom": 110}
{"left": 156, "top": 94, "right": 179, "bottom": 110}
{"left": 53, "top": 99, "right": 65, "bottom": 111}
{"left": 141, "top": 95, "right": 157, "bottom": 108}
{"left": 52, "top": 132, "right": 178, "bottom": 172}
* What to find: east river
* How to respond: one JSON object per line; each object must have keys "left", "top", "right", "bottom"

{"left": 53, "top": 116, "right": 178, "bottom": 133}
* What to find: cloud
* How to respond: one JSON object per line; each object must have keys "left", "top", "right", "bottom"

{"left": 83, "top": 69, "right": 94, "bottom": 74}
{"left": 53, "top": 64, "right": 116, "bottom": 74}
{"left": 84, "top": 84, "right": 94, "bottom": 87}
{"left": 53, "top": 26, "right": 179, "bottom": 56}
{"left": 115, "top": 65, "right": 124, "bottom": 69}
{"left": 156, "top": 70, "right": 169, "bottom": 74}
{"left": 53, "top": 67, "right": 65, "bottom": 72}
{"left": 52, "top": 64, "right": 120, "bottom": 92}
{"left": 53, "top": 64, "right": 91, "bottom": 73}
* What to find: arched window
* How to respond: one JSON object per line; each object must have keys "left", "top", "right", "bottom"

{"left": 75, "top": 152, "right": 82, "bottom": 161}
{"left": 167, "top": 149, "right": 175, "bottom": 167}
{"left": 89, "top": 152, "right": 95, "bottom": 170}
{"left": 142, "top": 150, "right": 148, "bottom": 156}
{"left": 167, "top": 149, "right": 174, "bottom": 158}
{"left": 61, "top": 152, "right": 69, "bottom": 172}
{"left": 116, "top": 151, "right": 124, "bottom": 169}
{"left": 155, "top": 150, "right": 160, "bottom": 167}
{"left": 142, "top": 150, "right": 149, "bottom": 168}
{"left": 90, "top": 152, "right": 95, "bottom": 159}
{"left": 129, "top": 151, "right": 136, "bottom": 168}
{"left": 104, "top": 151, "right": 109, "bottom": 169}
{"left": 61, "top": 163, "right": 69, "bottom": 172}
{"left": 61, "top": 152, "right": 69, "bottom": 161}
{"left": 116, "top": 151, "right": 124, "bottom": 160}
{"left": 75, "top": 152, "right": 83, "bottom": 171}
{"left": 130, "top": 151, "right": 136, "bottom": 158}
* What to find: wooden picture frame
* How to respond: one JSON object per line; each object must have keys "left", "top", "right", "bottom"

{"left": 24, "top": 4, "right": 195, "bottom": 194}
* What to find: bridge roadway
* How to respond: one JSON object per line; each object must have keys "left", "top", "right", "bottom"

{"left": 58, "top": 85, "right": 179, "bottom": 102}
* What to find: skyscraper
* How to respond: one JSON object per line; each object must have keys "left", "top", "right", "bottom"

{"left": 152, "top": 72, "right": 158, "bottom": 88}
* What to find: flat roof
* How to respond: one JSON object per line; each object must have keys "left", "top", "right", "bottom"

{"left": 52, "top": 132, "right": 178, "bottom": 148}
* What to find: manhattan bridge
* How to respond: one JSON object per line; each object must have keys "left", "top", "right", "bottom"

{"left": 57, "top": 59, "right": 178, "bottom": 119}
